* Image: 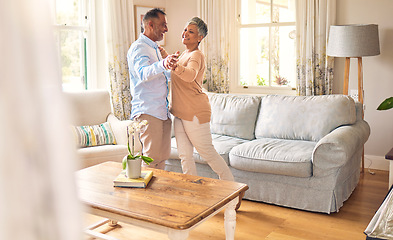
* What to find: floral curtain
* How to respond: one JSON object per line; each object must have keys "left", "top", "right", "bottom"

{"left": 199, "top": 0, "right": 234, "bottom": 93}
{"left": 0, "top": 0, "right": 82, "bottom": 239}
{"left": 104, "top": 0, "right": 135, "bottom": 120}
{"left": 296, "top": 0, "right": 336, "bottom": 96}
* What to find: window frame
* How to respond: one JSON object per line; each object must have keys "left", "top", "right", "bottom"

{"left": 52, "top": 0, "right": 97, "bottom": 90}
{"left": 230, "top": 0, "right": 297, "bottom": 95}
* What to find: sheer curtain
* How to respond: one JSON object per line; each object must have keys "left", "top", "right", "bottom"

{"left": 296, "top": 0, "right": 336, "bottom": 95}
{"left": 0, "top": 0, "right": 82, "bottom": 239}
{"left": 104, "top": 0, "right": 135, "bottom": 120}
{"left": 199, "top": 0, "right": 235, "bottom": 93}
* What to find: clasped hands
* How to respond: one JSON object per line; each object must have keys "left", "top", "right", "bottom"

{"left": 163, "top": 51, "right": 180, "bottom": 71}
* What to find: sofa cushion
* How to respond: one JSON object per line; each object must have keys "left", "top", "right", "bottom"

{"left": 169, "top": 134, "right": 249, "bottom": 165}
{"left": 207, "top": 92, "right": 261, "bottom": 140}
{"left": 73, "top": 122, "right": 117, "bottom": 148}
{"left": 255, "top": 95, "right": 356, "bottom": 142}
{"left": 229, "top": 138, "right": 316, "bottom": 177}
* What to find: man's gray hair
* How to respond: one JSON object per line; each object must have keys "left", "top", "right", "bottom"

{"left": 143, "top": 8, "right": 166, "bottom": 24}
{"left": 187, "top": 17, "right": 208, "bottom": 38}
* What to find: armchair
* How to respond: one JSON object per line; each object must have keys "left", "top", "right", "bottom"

{"left": 64, "top": 90, "right": 130, "bottom": 169}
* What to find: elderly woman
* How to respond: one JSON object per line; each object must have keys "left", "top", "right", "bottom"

{"left": 167, "top": 17, "right": 234, "bottom": 181}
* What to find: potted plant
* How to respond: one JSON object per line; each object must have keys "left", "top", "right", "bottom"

{"left": 377, "top": 97, "right": 393, "bottom": 110}
{"left": 122, "top": 120, "right": 153, "bottom": 178}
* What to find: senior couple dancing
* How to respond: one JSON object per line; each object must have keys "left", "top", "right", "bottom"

{"left": 127, "top": 8, "right": 233, "bottom": 181}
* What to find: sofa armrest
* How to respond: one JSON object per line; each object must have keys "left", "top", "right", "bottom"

{"left": 107, "top": 113, "right": 132, "bottom": 146}
{"left": 312, "top": 120, "right": 370, "bottom": 177}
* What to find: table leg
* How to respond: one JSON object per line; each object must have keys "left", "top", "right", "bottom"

{"left": 85, "top": 219, "right": 120, "bottom": 240}
{"left": 168, "top": 229, "right": 190, "bottom": 240}
{"left": 224, "top": 198, "right": 238, "bottom": 240}
{"left": 108, "top": 220, "right": 118, "bottom": 227}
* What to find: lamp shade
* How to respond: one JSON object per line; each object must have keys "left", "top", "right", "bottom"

{"left": 327, "top": 24, "right": 380, "bottom": 57}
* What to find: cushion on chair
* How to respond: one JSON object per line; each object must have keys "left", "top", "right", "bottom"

{"left": 73, "top": 122, "right": 117, "bottom": 148}
{"left": 107, "top": 113, "right": 132, "bottom": 146}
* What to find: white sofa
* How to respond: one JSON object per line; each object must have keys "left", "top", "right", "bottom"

{"left": 166, "top": 92, "right": 370, "bottom": 213}
{"left": 64, "top": 90, "right": 130, "bottom": 169}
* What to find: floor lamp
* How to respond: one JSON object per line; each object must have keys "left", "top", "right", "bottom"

{"left": 327, "top": 24, "right": 380, "bottom": 173}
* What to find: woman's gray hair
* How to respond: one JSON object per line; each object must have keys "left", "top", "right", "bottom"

{"left": 187, "top": 17, "right": 208, "bottom": 38}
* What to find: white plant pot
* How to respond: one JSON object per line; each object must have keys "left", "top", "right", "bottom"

{"left": 126, "top": 157, "right": 142, "bottom": 179}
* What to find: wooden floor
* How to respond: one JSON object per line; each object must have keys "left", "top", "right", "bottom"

{"left": 83, "top": 169, "right": 389, "bottom": 240}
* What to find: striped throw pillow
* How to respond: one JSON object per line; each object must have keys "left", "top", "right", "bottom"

{"left": 73, "top": 122, "right": 117, "bottom": 148}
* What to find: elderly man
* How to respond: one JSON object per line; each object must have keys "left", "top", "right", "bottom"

{"left": 127, "top": 8, "right": 177, "bottom": 169}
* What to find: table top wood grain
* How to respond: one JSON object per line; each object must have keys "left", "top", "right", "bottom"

{"left": 76, "top": 161, "right": 248, "bottom": 230}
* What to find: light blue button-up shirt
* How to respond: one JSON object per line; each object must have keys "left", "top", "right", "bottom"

{"left": 127, "top": 34, "right": 171, "bottom": 120}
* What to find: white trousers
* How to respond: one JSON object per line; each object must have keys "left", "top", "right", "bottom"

{"left": 174, "top": 116, "right": 234, "bottom": 181}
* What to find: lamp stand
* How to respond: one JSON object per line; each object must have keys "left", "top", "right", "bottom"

{"left": 343, "top": 57, "right": 365, "bottom": 173}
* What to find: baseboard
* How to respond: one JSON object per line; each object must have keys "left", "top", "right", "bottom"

{"left": 364, "top": 155, "right": 389, "bottom": 171}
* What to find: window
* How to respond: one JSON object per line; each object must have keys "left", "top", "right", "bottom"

{"left": 235, "top": 0, "right": 296, "bottom": 93}
{"left": 52, "top": 0, "right": 94, "bottom": 90}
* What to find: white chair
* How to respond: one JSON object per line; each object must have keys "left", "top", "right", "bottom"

{"left": 64, "top": 90, "right": 130, "bottom": 169}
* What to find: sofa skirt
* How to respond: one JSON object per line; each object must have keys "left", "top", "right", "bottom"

{"left": 165, "top": 150, "right": 361, "bottom": 214}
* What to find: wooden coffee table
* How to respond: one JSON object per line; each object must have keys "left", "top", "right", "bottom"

{"left": 76, "top": 161, "right": 248, "bottom": 240}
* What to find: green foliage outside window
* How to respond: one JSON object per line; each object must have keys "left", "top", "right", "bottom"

{"left": 257, "top": 75, "right": 267, "bottom": 86}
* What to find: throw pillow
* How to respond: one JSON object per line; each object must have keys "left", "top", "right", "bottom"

{"left": 73, "top": 122, "right": 117, "bottom": 148}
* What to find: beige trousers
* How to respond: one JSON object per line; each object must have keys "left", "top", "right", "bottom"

{"left": 135, "top": 114, "right": 172, "bottom": 169}
{"left": 174, "top": 116, "right": 234, "bottom": 181}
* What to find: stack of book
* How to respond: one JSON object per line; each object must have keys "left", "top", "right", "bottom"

{"left": 113, "top": 170, "right": 153, "bottom": 188}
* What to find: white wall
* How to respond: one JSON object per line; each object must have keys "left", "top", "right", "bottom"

{"left": 165, "top": 0, "right": 198, "bottom": 54}
{"left": 134, "top": 0, "right": 166, "bottom": 9}
{"left": 334, "top": 0, "right": 393, "bottom": 170}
